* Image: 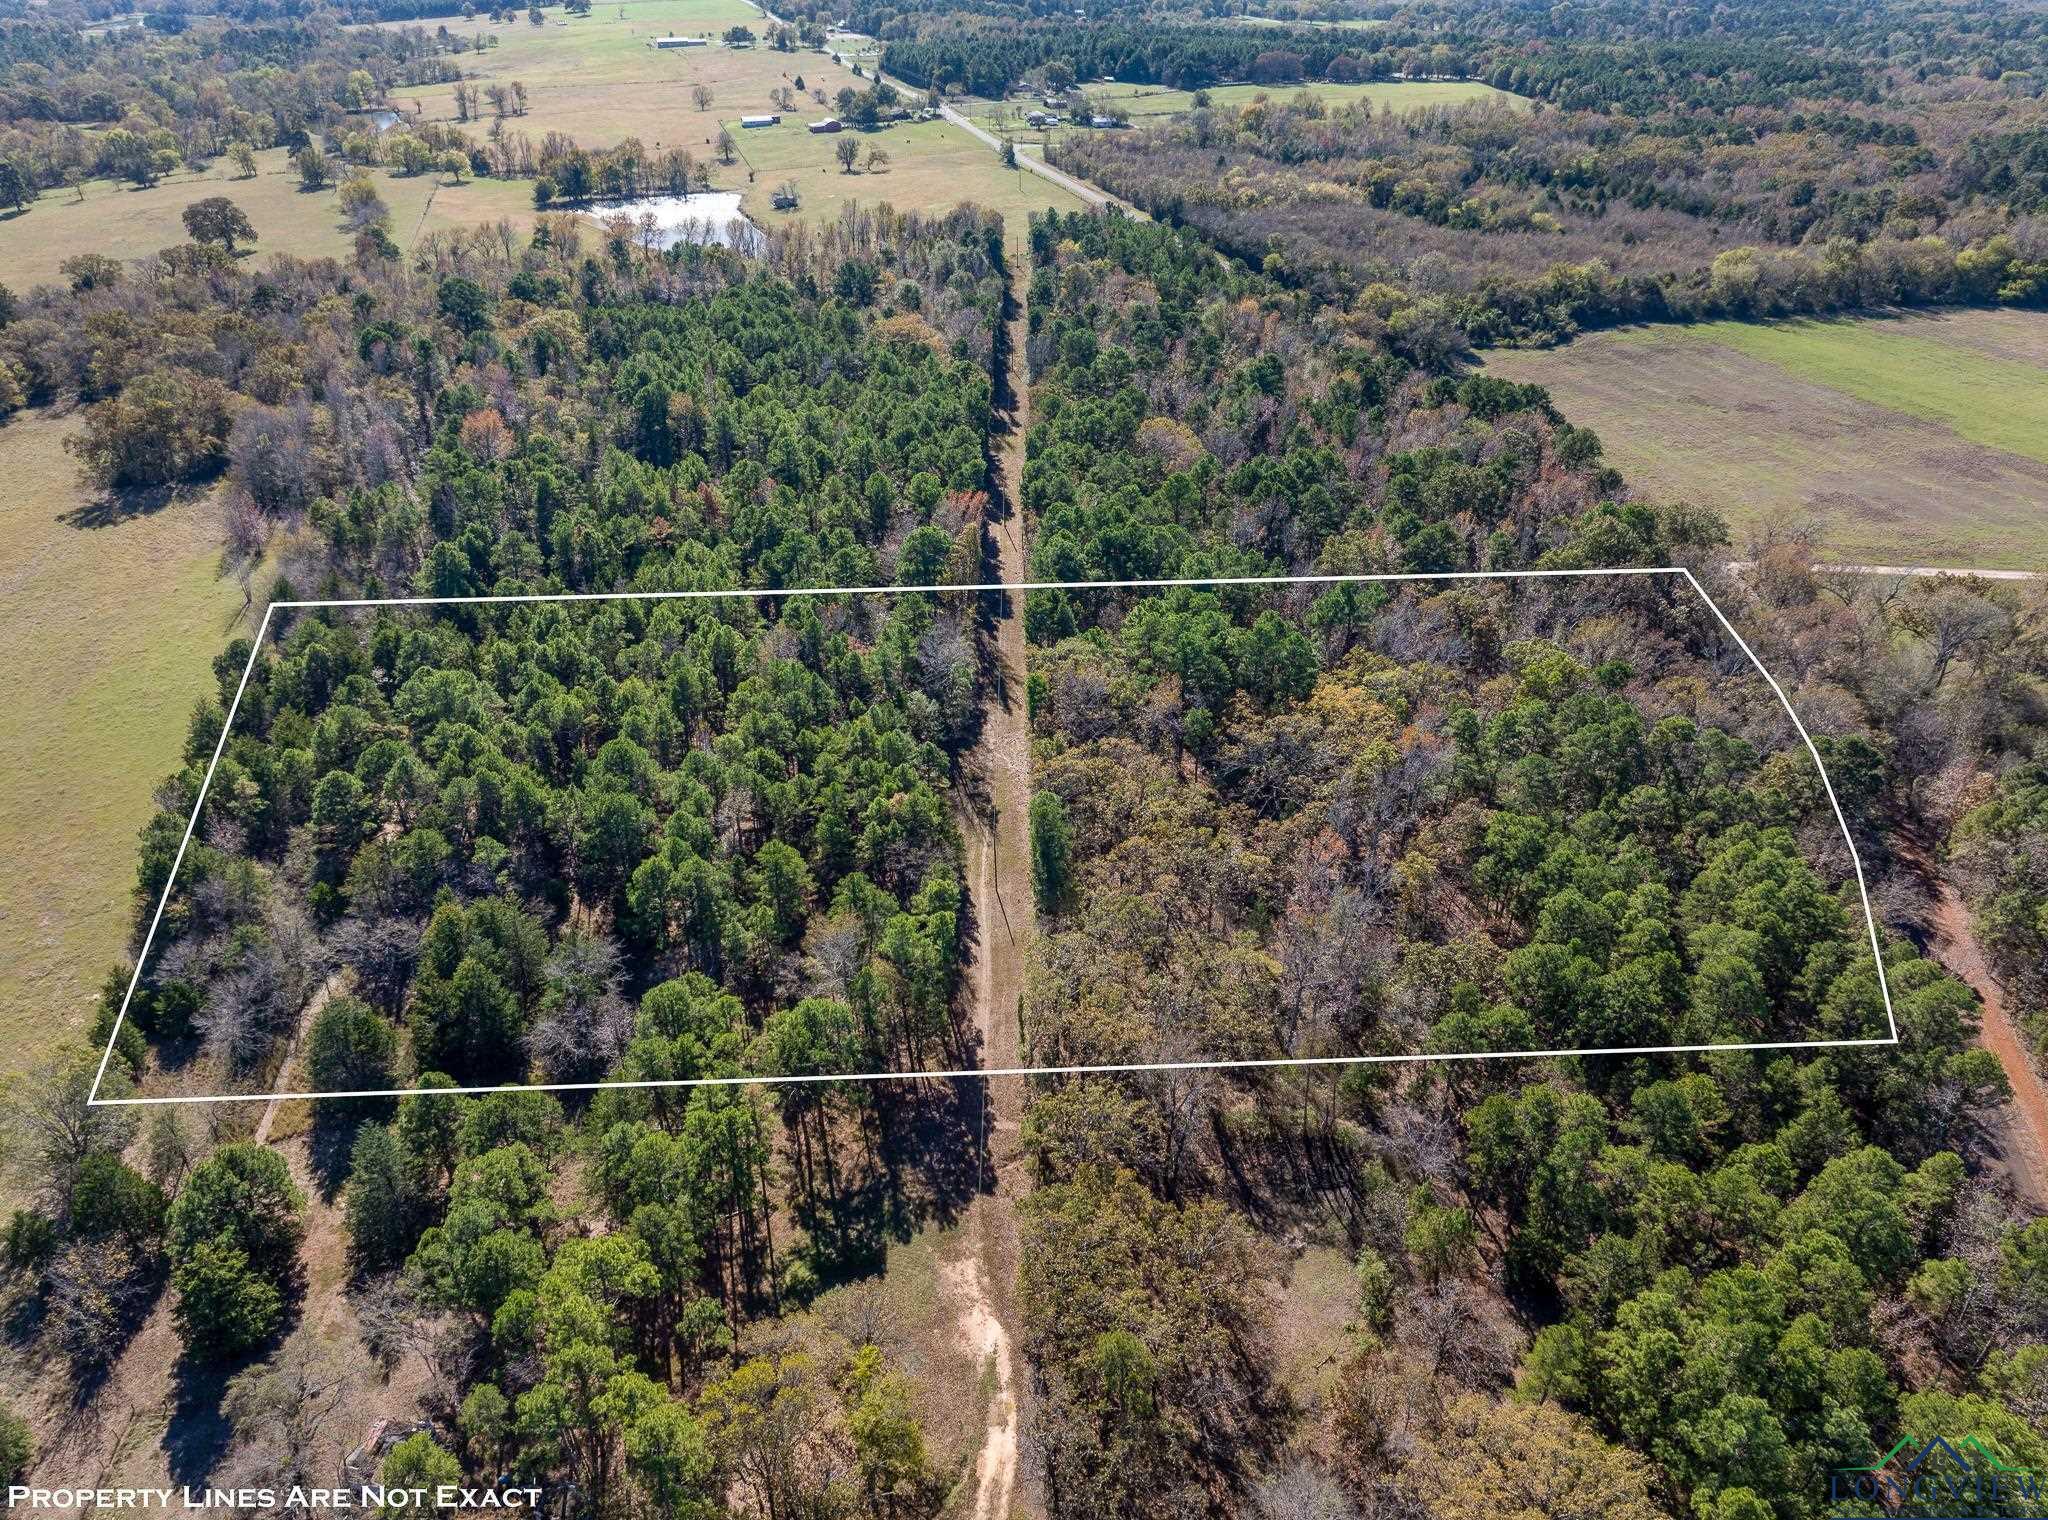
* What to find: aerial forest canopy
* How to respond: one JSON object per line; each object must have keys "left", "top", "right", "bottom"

{"left": 124, "top": 589, "right": 981, "bottom": 1095}
{"left": 0, "top": 0, "right": 2042, "bottom": 1492}
{"left": 1007, "top": 210, "right": 2043, "bottom": 1520}
{"left": 842, "top": 0, "right": 2048, "bottom": 349}
{"left": 23, "top": 208, "right": 1021, "bottom": 1512}
{"left": 97, "top": 204, "right": 1011, "bottom": 1102}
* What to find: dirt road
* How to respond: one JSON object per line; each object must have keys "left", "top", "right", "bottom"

{"left": 947, "top": 267, "right": 1036, "bottom": 1520}
{"left": 255, "top": 971, "right": 342, "bottom": 1144}
{"left": 1922, "top": 871, "right": 2048, "bottom": 1210}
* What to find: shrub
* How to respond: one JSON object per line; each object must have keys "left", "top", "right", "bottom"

{"left": 66, "top": 369, "right": 235, "bottom": 490}
{"left": 0, "top": 1401, "right": 30, "bottom": 1485}
{"left": 171, "top": 1236, "right": 282, "bottom": 1359}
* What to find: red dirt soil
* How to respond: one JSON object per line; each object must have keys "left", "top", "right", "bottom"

{"left": 1925, "top": 870, "right": 2048, "bottom": 1210}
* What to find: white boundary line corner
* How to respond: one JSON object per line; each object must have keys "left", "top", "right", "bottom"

{"left": 86, "top": 565, "right": 1898, "bottom": 1107}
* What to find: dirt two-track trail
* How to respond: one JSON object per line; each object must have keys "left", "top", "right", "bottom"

{"left": 1894, "top": 833, "right": 2048, "bottom": 1209}
{"left": 1926, "top": 874, "right": 2048, "bottom": 1211}
{"left": 946, "top": 270, "right": 1035, "bottom": 1520}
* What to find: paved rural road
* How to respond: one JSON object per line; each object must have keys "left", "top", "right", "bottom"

{"left": 926, "top": 102, "right": 1124, "bottom": 209}
{"left": 760, "top": 0, "right": 1129, "bottom": 213}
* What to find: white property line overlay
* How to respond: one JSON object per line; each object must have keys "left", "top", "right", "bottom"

{"left": 87, "top": 565, "right": 1899, "bottom": 1107}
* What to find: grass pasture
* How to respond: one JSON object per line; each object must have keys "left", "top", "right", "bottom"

{"left": 371, "top": 1, "right": 798, "bottom": 152}
{"left": 0, "top": 413, "right": 251, "bottom": 1084}
{"left": 0, "top": 148, "right": 447, "bottom": 289}
{"left": 1482, "top": 308, "right": 2048, "bottom": 569}
{"left": 1092, "top": 78, "right": 1524, "bottom": 118}
{"left": 0, "top": 147, "right": 553, "bottom": 290}
{"left": 362, "top": 4, "right": 1085, "bottom": 239}
{"left": 730, "top": 115, "right": 1088, "bottom": 245}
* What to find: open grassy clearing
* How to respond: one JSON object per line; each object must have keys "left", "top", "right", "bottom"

{"left": 367, "top": 3, "right": 828, "bottom": 151}
{"left": 731, "top": 115, "right": 1087, "bottom": 247}
{"left": 1228, "top": 12, "right": 1389, "bottom": 25}
{"left": 962, "top": 77, "right": 1527, "bottom": 149}
{"left": 357, "top": 4, "right": 1078, "bottom": 241}
{"left": 0, "top": 148, "right": 446, "bottom": 288}
{"left": 1681, "top": 313, "right": 2048, "bottom": 465}
{"left": 0, "top": 412, "right": 249, "bottom": 1085}
{"left": 1482, "top": 307, "right": 2048, "bottom": 569}
{"left": 965, "top": 76, "right": 1524, "bottom": 124}
{"left": 809, "top": 1222, "right": 992, "bottom": 1488}
{"left": 0, "top": 147, "right": 540, "bottom": 294}
{"left": 823, "top": 27, "right": 883, "bottom": 60}
{"left": 0, "top": 5, "right": 1081, "bottom": 282}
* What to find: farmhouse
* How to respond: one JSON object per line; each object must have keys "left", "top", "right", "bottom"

{"left": 808, "top": 117, "right": 843, "bottom": 132}
{"left": 740, "top": 113, "right": 780, "bottom": 127}
{"left": 649, "top": 34, "right": 706, "bottom": 47}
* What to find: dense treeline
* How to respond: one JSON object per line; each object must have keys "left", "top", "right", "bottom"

{"left": 0, "top": 2, "right": 462, "bottom": 202}
{"left": 872, "top": 0, "right": 2048, "bottom": 112}
{"left": 0, "top": 201, "right": 1003, "bottom": 534}
{"left": 96, "top": 205, "right": 1008, "bottom": 1089}
{"left": 873, "top": 15, "right": 1393, "bottom": 95}
{"left": 1, "top": 204, "right": 1016, "bottom": 1515}
{"left": 1056, "top": 84, "right": 2048, "bottom": 347}
{"left": 126, "top": 590, "right": 977, "bottom": 1090}
{"left": 845, "top": 0, "right": 2048, "bottom": 348}
{"left": 1011, "top": 208, "right": 2048, "bottom": 1520}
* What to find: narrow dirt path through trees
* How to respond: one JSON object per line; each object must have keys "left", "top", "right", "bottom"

{"left": 1895, "top": 830, "right": 2048, "bottom": 1209}
{"left": 1923, "top": 870, "right": 2048, "bottom": 1210}
{"left": 947, "top": 264, "right": 1035, "bottom": 1520}
{"left": 255, "top": 971, "right": 342, "bottom": 1145}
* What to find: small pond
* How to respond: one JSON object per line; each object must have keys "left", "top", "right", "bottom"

{"left": 578, "top": 191, "right": 757, "bottom": 249}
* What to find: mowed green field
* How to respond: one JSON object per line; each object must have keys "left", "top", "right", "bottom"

{"left": 1482, "top": 308, "right": 2048, "bottom": 569}
{"left": 731, "top": 116, "right": 1088, "bottom": 247}
{"left": 0, "top": 413, "right": 251, "bottom": 1083}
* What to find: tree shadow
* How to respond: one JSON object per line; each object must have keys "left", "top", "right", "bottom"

{"left": 308, "top": 1102, "right": 384, "bottom": 1203}
{"left": 782, "top": 1072, "right": 986, "bottom": 1292}
{"left": 162, "top": 1262, "right": 307, "bottom": 1487}
{"left": 163, "top": 1359, "right": 239, "bottom": 1487}
{"left": 58, "top": 479, "right": 199, "bottom": 530}
{"left": 0, "top": 1281, "right": 45, "bottom": 1349}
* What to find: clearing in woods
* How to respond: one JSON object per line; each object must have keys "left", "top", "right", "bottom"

{"left": 959, "top": 77, "right": 1529, "bottom": 147}
{"left": 0, "top": 413, "right": 250, "bottom": 1084}
{"left": 365, "top": 1, "right": 1086, "bottom": 245}
{"left": 726, "top": 117, "right": 1087, "bottom": 249}
{"left": 0, "top": 146, "right": 539, "bottom": 288}
{"left": 366, "top": 0, "right": 814, "bottom": 151}
{"left": 0, "top": 1, "right": 1081, "bottom": 281}
{"left": 1481, "top": 308, "right": 2048, "bottom": 571}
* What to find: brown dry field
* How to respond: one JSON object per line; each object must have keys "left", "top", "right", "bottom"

{"left": 1482, "top": 307, "right": 2048, "bottom": 570}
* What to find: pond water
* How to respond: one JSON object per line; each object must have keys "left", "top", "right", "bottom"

{"left": 579, "top": 191, "right": 757, "bottom": 249}
{"left": 357, "top": 109, "right": 404, "bottom": 133}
